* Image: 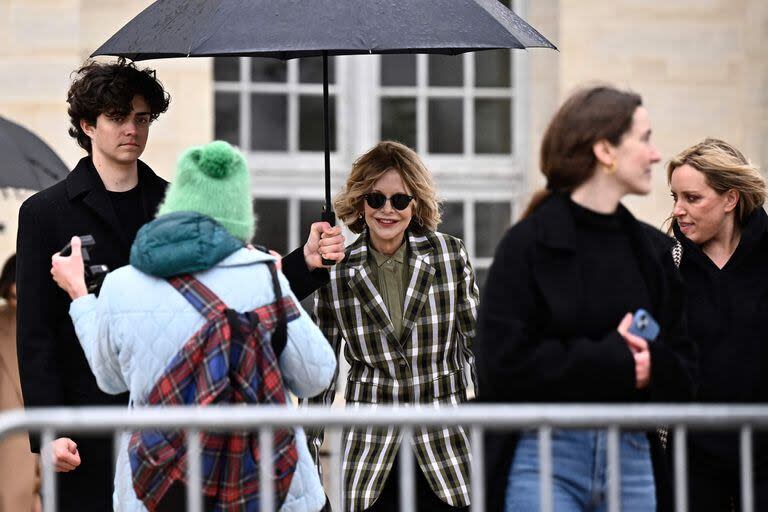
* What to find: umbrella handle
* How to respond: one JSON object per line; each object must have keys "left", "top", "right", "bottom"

{"left": 321, "top": 207, "right": 337, "bottom": 266}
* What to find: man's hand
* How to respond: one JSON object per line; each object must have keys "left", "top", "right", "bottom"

{"left": 47, "top": 437, "right": 81, "bottom": 473}
{"left": 303, "top": 222, "right": 345, "bottom": 270}
{"left": 51, "top": 236, "right": 88, "bottom": 300}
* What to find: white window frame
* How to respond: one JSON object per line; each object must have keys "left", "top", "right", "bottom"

{"left": 221, "top": 0, "right": 531, "bottom": 275}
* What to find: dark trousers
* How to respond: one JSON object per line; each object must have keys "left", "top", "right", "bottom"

{"left": 688, "top": 461, "right": 768, "bottom": 512}
{"left": 52, "top": 436, "right": 114, "bottom": 511}
{"left": 364, "top": 451, "right": 469, "bottom": 512}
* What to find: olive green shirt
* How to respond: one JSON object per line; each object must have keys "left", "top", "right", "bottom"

{"left": 369, "top": 242, "right": 409, "bottom": 338}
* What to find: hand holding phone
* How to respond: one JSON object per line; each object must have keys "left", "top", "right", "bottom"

{"left": 628, "top": 308, "right": 659, "bottom": 342}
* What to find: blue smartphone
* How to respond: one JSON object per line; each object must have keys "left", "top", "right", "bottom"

{"left": 628, "top": 308, "right": 659, "bottom": 342}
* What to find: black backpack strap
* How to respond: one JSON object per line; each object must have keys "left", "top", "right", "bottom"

{"left": 266, "top": 261, "right": 288, "bottom": 357}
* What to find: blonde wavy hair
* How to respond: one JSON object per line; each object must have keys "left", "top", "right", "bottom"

{"left": 334, "top": 141, "right": 441, "bottom": 234}
{"left": 667, "top": 138, "right": 766, "bottom": 227}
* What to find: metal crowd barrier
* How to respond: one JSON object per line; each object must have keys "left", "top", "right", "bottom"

{"left": 1, "top": 404, "right": 767, "bottom": 512}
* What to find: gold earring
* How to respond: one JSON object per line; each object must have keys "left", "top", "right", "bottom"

{"left": 604, "top": 161, "right": 617, "bottom": 174}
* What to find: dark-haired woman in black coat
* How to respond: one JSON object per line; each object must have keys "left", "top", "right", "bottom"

{"left": 475, "top": 86, "right": 697, "bottom": 512}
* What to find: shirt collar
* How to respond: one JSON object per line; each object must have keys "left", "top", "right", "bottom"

{"left": 369, "top": 241, "right": 407, "bottom": 268}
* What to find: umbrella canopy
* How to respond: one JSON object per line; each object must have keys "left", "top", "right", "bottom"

{"left": 92, "top": 0, "right": 556, "bottom": 259}
{"left": 0, "top": 115, "right": 69, "bottom": 191}
{"left": 92, "top": 0, "right": 555, "bottom": 60}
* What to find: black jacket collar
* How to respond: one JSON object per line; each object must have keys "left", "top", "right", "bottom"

{"left": 531, "top": 192, "right": 675, "bottom": 322}
{"left": 673, "top": 207, "right": 768, "bottom": 269}
{"left": 64, "top": 156, "right": 168, "bottom": 250}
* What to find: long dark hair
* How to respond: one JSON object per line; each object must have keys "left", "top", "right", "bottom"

{"left": 522, "top": 85, "right": 642, "bottom": 218}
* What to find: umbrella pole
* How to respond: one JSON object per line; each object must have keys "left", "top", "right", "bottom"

{"left": 321, "top": 51, "right": 336, "bottom": 265}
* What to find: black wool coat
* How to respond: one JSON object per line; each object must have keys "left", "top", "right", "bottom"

{"left": 16, "top": 156, "right": 327, "bottom": 511}
{"left": 474, "top": 193, "right": 698, "bottom": 512}
{"left": 673, "top": 208, "right": 768, "bottom": 469}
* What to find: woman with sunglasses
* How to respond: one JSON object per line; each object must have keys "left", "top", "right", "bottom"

{"left": 307, "top": 141, "right": 479, "bottom": 511}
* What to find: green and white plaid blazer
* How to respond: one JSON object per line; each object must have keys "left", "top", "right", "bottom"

{"left": 308, "top": 229, "right": 479, "bottom": 511}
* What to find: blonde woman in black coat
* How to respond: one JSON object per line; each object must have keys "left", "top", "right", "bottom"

{"left": 475, "top": 86, "right": 697, "bottom": 512}
{"left": 668, "top": 138, "right": 768, "bottom": 511}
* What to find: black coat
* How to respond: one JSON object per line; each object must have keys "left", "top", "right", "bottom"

{"left": 673, "top": 208, "right": 768, "bottom": 469}
{"left": 475, "top": 193, "right": 698, "bottom": 512}
{"left": 16, "top": 156, "right": 328, "bottom": 511}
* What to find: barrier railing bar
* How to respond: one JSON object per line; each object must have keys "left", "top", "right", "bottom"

{"left": 674, "top": 425, "right": 687, "bottom": 512}
{"left": 741, "top": 425, "right": 754, "bottom": 512}
{"left": 5, "top": 405, "right": 768, "bottom": 434}
{"left": 539, "top": 425, "right": 553, "bottom": 512}
{"left": 470, "top": 425, "right": 485, "bottom": 512}
{"left": 187, "top": 428, "right": 202, "bottom": 512}
{"left": 399, "top": 427, "right": 416, "bottom": 512}
{"left": 260, "top": 427, "right": 275, "bottom": 512}
{"left": 331, "top": 427, "right": 343, "bottom": 512}
{"left": 41, "top": 428, "right": 56, "bottom": 512}
{"left": 606, "top": 426, "right": 620, "bottom": 512}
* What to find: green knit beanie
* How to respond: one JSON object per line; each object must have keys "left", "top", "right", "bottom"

{"left": 157, "top": 140, "right": 254, "bottom": 242}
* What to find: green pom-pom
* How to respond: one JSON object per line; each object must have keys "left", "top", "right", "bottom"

{"left": 198, "top": 140, "right": 235, "bottom": 179}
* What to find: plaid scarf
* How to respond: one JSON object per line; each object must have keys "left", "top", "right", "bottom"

{"left": 128, "top": 263, "right": 300, "bottom": 511}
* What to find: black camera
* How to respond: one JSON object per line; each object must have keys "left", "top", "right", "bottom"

{"left": 60, "top": 235, "right": 109, "bottom": 295}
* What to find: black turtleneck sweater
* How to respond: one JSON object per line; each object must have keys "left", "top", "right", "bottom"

{"left": 674, "top": 208, "right": 768, "bottom": 468}
{"left": 568, "top": 198, "right": 651, "bottom": 338}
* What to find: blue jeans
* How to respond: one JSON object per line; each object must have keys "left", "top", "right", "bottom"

{"left": 505, "top": 429, "right": 655, "bottom": 512}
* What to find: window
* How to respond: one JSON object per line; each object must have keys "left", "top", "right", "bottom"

{"left": 440, "top": 199, "right": 513, "bottom": 293}
{"left": 217, "top": 0, "right": 529, "bottom": 298}
{"left": 214, "top": 57, "right": 337, "bottom": 153}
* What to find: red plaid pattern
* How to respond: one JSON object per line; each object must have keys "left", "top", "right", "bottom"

{"left": 128, "top": 269, "right": 300, "bottom": 511}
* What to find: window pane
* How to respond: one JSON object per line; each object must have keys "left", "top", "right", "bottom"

{"left": 251, "top": 59, "right": 287, "bottom": 82}
{"left": 475, "top": 201, "right": 512, "bottom": 258}
{"left": 214, "top": 57, "right": 240, "bottom": 82}
{"left": 299, "top": 56, "right": 335, "bottom": 84}
{"left": 214, "top": 92, "right": 240, "bottom": 146}
{"left": 251, "top": 94, "right": 287, "bottom": 151}
{"left": 253, "top": 199, "right": 288, "bottom": 254}
{"left": 475, "top": 98, "right": 512, "bottom": 154}
{"left": 475, "top": 50, "right": 511, "bottom": 88}
{"left": 428, "top": 98, "right": 463, "bottom": 154}
{"left": 380, "top": 55, "right": 416, "bottom": 86}
{"left": 381, "top": 98, "right": 416, "bottom": 149}
{"left": 299, "top": 95, "right": 336, "bottom": 151}
{"left": 440, "top": 201, "right": 464, "bottom": 239}
{"left": 428, "top": 54, "right": 463, "bottom": 87}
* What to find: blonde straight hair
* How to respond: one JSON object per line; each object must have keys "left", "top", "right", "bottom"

{"left": 667, "top": 138, "right": 766, "bottom": 226}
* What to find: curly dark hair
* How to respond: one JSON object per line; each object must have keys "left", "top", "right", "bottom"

{"left": 67, "top": 58, "right": 171, "bottom": 152}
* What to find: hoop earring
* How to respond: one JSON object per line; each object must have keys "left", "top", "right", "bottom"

{"left": 603, "top": 161, "right": 617, "bottom": 175}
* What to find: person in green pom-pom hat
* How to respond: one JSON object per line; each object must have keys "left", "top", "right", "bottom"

{"left": 20, "top": 61, "right": 344, "bottom": 512}
{"left": 47, "top": 138, "right": 343, "bottom": 512}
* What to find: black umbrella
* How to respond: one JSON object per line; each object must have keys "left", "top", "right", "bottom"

{"left": 0, "top": 115, "right": 69, "bottom": 191}
{"left": 92, "top": 0, "right": 556, "bottom": 259}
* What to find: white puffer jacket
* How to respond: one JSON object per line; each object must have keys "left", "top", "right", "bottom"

{"left": 69, "top": 248, "right": 335, "bottom": 512}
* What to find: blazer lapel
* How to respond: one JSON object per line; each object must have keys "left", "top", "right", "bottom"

{"left": 345, "top": 235, "right": 401, "bottom": 348}
{"left": 66, "top": 157, "right": 129, "bottom": 251}
{"left": 400, "top": 231, "right": 436, "bottom": 344}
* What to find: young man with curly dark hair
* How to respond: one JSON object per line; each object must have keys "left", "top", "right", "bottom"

{"left": 15, "top": 59, "right": 172, "bottom": 511}
{"left": 16, "top": 59, "right": 344, "bottom": 512}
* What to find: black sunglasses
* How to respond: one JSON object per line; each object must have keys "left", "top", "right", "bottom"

{"left": 364, "top": 192, "right": 414, "bottom": 211}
